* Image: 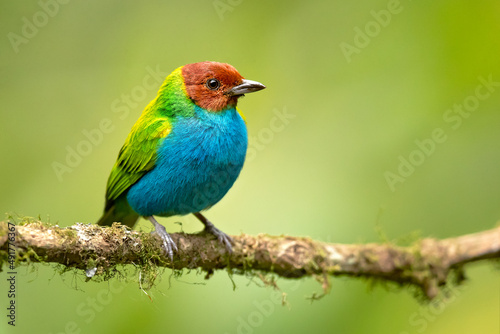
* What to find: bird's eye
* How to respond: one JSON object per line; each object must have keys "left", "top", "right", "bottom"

{"left": 206, "top": 78, "right": 220, "bottom": 90}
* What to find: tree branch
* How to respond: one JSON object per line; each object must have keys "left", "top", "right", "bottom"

{"left": 1, "top": 220, "right": 499, "bottom": 299}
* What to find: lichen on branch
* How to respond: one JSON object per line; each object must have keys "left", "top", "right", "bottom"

{"left": 0, "top": 219, "right": 499, "bottom": 300}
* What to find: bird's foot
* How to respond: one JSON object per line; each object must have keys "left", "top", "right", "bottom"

{"left": 147, "top": 216, "right": 178, "bottom": 261}
{"left": 205, "top": 222, "right": 234, "bottom": 253}
{"left": 194, "top": 213, "right": 233, "bottom": 253}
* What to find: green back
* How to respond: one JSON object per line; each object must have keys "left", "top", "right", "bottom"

{"left": 104, "top": 66, "right": 195, "bottom": 210}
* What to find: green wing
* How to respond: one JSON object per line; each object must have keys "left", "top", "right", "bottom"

{"left": 105, "top": 115, "right": 171, "bottom": 207}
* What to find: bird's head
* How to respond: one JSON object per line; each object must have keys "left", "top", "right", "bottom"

{"left": 181, "top": 61, "right": 266, "bottom": 112}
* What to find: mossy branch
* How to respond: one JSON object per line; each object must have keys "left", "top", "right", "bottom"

{"left": 1, "top": 219, "right": 499, "bottom": 300}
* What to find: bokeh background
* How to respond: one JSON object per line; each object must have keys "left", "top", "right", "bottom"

{"left": 1, "top": 1, "right": 499, "bottom": 333}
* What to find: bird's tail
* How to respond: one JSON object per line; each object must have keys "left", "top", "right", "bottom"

{"left": 97, "top": 195, "right": 140, "bottom": 228}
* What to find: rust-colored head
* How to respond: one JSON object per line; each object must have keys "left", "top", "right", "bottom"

{"left": 182, "top": 61, "right": 265, "bottom": 112}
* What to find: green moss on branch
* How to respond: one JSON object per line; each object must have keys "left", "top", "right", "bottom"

{"left": 1, "top": 219, "right": 499, "bottom": 300}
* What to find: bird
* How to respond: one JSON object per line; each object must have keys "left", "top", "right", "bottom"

{"left": 97, "top": 61, "right": 266, "bottom": 260}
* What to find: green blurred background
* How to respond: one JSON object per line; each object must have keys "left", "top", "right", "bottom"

{"left": 1, "top": 0, "right": 499, "bottom": 333}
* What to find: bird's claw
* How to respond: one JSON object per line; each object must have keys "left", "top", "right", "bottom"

{"left": 148, "top": 217, "right": 177, "bottom": 261}
{"left": 204, "top": 224, "right": 233, "bottom": 253}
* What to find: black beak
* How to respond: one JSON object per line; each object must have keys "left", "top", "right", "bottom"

{"left": 226, "top": 79, "right": 266, "bottom": 96}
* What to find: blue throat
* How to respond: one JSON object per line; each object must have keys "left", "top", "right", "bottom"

{"left": 126, "top": 106, "right": 248, "bottom": 217}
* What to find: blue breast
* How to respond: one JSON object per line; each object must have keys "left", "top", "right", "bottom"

{"left": 126, "top": 106, "right": 248, "bottom": 217}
